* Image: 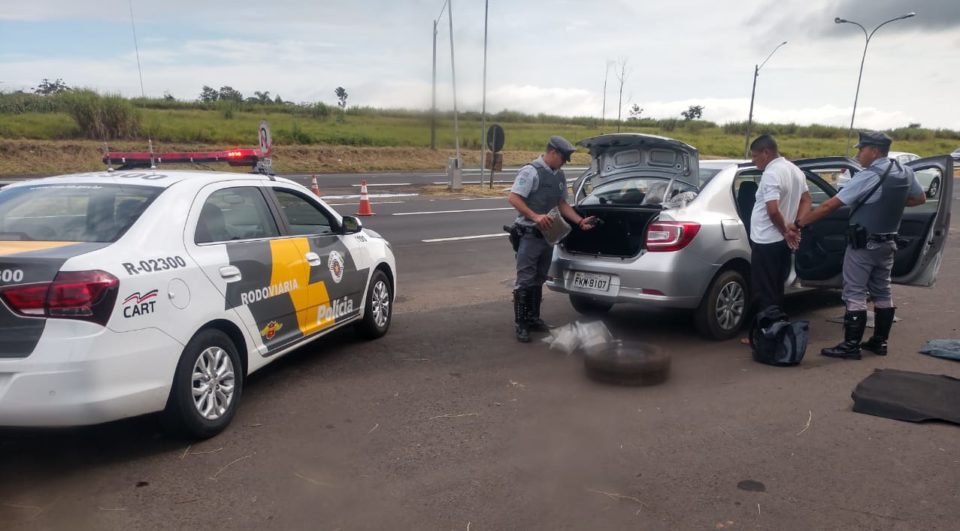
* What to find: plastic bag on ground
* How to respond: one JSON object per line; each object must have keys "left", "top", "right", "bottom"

{"left": 542, "top": 320, "right": 613, "bottom": 355}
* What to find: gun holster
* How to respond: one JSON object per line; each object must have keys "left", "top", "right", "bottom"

{"left": 504, "top": 224, "right": 522, "bottom": 253}
{"left": 846, "top": 224, "right": 867, "bottom": 249}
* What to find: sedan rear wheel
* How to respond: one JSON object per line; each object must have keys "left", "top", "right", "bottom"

{"left": 694, "top": 269, "right": 749, "bottom": 340}
{"left": 164, "top": 329, "right": 243, "bottom": 439}
{"left": 926, "top": 177, "right": 940, "bottom": 199}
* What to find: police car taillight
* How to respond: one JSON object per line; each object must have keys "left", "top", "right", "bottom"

{"left": 0, "top": 270, "right": 119, "bottom": 325}
{"left": 645, "top": 221, "right": 701, "bottom": 252}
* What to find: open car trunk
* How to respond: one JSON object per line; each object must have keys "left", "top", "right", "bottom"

{"left": 561, "top": 206, "right": 661, "bottom": 258}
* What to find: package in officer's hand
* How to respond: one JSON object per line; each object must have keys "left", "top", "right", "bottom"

{"left": 540, "top": 207, "right": 571, "bottom": 246}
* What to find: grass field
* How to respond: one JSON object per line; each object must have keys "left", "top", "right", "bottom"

{"left": 1, "top": 94, "right": 958, "bottom": 175}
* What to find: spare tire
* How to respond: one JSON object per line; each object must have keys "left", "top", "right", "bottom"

{"left": 584, "top": 340, "right": 670, "bottom": 386}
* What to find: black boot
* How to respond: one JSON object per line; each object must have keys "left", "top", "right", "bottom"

{"left": 528, "top": 285, "right": 550, "bottom": 332}
{"left": 821, "top": 310, "right": 867, "bottom": 360}
{"left": 513, "top": 288, "right": 530, "bottom": 343}
{"left": 862, "top": 307, "right": 895, "bottom": 356}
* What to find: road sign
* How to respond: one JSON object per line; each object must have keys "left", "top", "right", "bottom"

{"left": 486, "top": 124, "right": 505, "bottom": 152}
{"left": 259, "top": 120, "right": 272, "bottom": 156}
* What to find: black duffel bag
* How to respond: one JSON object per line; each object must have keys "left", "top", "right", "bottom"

{"left": 748, "top": 305, "right": 809, "bottom": 366}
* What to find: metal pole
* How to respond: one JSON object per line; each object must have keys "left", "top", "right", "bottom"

{"left": 447, "top": 0, "right": 462, "bottom": 190}
{"left": 845, "top": 23, "right": 869, "bottom": 155}
{"left": 744, "top": 64, "right": 758, "bottom": 158}
{"left": 742, "top": 41, "right": 786, "bottom": 157}
{"left": 836, "top": 13, "right": 915, "bottom": 155}
{"left": 601, "top": 61, "right": 610, "bottom": 129}
{"left": 480, "top": 0, "right": 489, "bottom": 188}
{"left": 431, "top": 20, "right": 437, "bottom": 150}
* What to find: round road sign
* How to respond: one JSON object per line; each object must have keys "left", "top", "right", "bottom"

{"left": 486, "top": 124, "right": 505, "bottom": 152}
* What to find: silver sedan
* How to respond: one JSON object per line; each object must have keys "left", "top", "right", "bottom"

{"left": 547, "top": 134, "right": 953, "bottom": 340}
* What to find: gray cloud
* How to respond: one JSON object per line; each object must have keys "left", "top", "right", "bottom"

{"left": 751, "top": 0, "right": 960, "bottom": 44}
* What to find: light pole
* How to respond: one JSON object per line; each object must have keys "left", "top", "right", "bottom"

{"left": 743, "top": 41, "right": 787, "bottom": 158}
{"left": 835, "top": 12, "right": 915, "bottom": 155}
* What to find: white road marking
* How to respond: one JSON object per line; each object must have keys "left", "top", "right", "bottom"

{"left": 394, "top": 207, "right": 514, "bottom": 216}
{"left": 350, "top": 183, "right": 412, "bottom": 187}
{"left": 422, "top": 233, "right": 509, "bottom": 243}
{"left": 322, "top": 193, "right": 418, "bottom": 200}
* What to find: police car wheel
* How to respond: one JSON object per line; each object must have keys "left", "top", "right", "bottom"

{"left": 164, "top": 329, "right": 243, "bottom": 439}
{"left": 694, "top": 269, "right": 748, "bottom": 341}
{"left": 569, "top": 294, "right": 613, "bottom": 315}
{"left": 356, "top": 270, "right": 392, "bottom": 339}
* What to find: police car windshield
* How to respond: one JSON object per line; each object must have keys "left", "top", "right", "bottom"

{"left": 0, "top": 184, "right": 161, "bottom": 242}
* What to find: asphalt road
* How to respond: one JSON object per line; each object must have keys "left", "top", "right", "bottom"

{"left": 0, "top": 183, "right": 959, "bottom": 530}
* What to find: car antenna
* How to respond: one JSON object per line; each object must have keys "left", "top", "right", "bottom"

{"left": 130, "top": 0, "right": 156, "bottom": 172}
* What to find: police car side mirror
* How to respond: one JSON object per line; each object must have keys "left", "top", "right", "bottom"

{"left": 341, "top": 215, "right": 363, "bottom": 234}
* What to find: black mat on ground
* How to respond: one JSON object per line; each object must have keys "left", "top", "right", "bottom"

{"left": 851, "top": 369, "right": 960, "bottom": 425}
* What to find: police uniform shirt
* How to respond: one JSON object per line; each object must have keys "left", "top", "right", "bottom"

{"left": 750, "top": 157, "right": 809, "bottom": 244}
{"left": 836, "top": 158, "right": 923, "bottom": 209}
{"left": 510, "top": 155, "right": 567, "bottom": 226}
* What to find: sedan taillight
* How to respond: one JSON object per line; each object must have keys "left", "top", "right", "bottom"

{"left": 646, "top": 221, "right": 701, "bottom": 252}
{"left": 0, "top": 270, "right": 119, "bottom": 326}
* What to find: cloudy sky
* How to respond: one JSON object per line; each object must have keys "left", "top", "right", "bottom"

{"left": 1, "top": 0, "right": 958, "bottom": 130}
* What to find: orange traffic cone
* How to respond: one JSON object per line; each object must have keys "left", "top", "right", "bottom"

{"left": 310, "top": 174, "right": 321, "bottom": 197}
{"left": 356, "top": 179, "right": 375, "bottom": 216}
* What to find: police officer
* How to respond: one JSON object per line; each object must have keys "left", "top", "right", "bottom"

{"left": 508, "top": 136, "right": 597, "bottom": 342}
{"left": 792, "top": 131, "right": 926, "bottom": 359}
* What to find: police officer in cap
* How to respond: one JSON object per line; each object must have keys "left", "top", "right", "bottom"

{"left": 792, "top": 131, "right": 926, "bottom": 359}
{"left": 508, "top": 136, "right": 598, "bottom": 342}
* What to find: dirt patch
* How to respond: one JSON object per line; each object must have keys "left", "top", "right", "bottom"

{"left": 0, "top": 139, "right": 589, "bottom": 176}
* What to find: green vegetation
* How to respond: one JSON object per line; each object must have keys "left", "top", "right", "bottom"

{"left": 1, "top": 91, "right": 959, "bottom": 159}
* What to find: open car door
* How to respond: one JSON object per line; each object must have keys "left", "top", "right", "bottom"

{"left": 892, "top": 155, "right": 953, "bottom": 285}
{"left": 792, "top": 157, "right": 862, "bottom": 287}
{"left": 794, "top": 155, "right": 953, "bottom": 288}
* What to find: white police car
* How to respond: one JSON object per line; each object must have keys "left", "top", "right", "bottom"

{"left": 0, "top": 170, "right": 396, "bottom": 438}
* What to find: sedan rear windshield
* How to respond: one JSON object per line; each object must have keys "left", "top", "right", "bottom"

{"left": 0, "top": 184, "right": 161, "bottom": 242}
{"left": 579, "top": 177, "right": 694, "bottom": 207}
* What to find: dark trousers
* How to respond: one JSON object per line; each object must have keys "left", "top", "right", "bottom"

{"left": 751, "top": 239, "right": 791, "bottom": 311}
{"left": 515, "top": 232, "right": 552, "bottom": 289}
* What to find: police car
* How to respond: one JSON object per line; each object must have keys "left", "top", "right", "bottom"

{"left": 0, "top": 169, "right": 396, "bottom": 438}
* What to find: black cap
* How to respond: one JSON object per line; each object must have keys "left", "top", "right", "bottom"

{"left": 854, "top": 131, "right": 892, "bottom": 149}
{"left": 547, "top": 135, "right": 576, "bottom": 162}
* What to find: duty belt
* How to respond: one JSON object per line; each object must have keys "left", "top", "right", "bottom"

{"left": 517, "top": 225, "right": 544, "bottom": 238}
{"left": 867, "top": 233, "right": 897, "bottom": 242}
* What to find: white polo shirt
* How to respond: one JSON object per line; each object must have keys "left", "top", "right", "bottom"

{"left": 750, "top": 157, "right": 809, "bottom": 244}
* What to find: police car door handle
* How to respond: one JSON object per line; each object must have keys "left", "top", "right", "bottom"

{"left": 219, "top": 265, "right": 242, "bottom": 282}
{"left": 305, "top": 252, "right": 322, "bottom": 266}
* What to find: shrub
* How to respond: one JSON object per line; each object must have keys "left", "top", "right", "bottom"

{"left": 59, "top": 90, "right": 141, "bottom": 140}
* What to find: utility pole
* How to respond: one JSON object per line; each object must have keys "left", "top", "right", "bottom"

{"left": 479, "top": 0, "right": 489, "bottom": 187}
{"left": 431, "top": 19, "right": 438, "bottom": 150}
{"left": 447, "top": 0, "right": 462, "bottom": 190}
{"left": 743, "top": 41, "right": 787, "bottom": 158}
{"left": 601, "top": 60, "right": 612, "bottom": 129}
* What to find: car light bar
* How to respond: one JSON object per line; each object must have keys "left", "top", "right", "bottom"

{"left": 102, "top": 148, "right": 261, "bottom": 168}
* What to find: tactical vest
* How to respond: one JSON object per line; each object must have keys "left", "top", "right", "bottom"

{"left": 850, "top": 159, "right": 912, "bottom": 235}
{"left": 518, "top": 161, "right": 566, "bottom": 224}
